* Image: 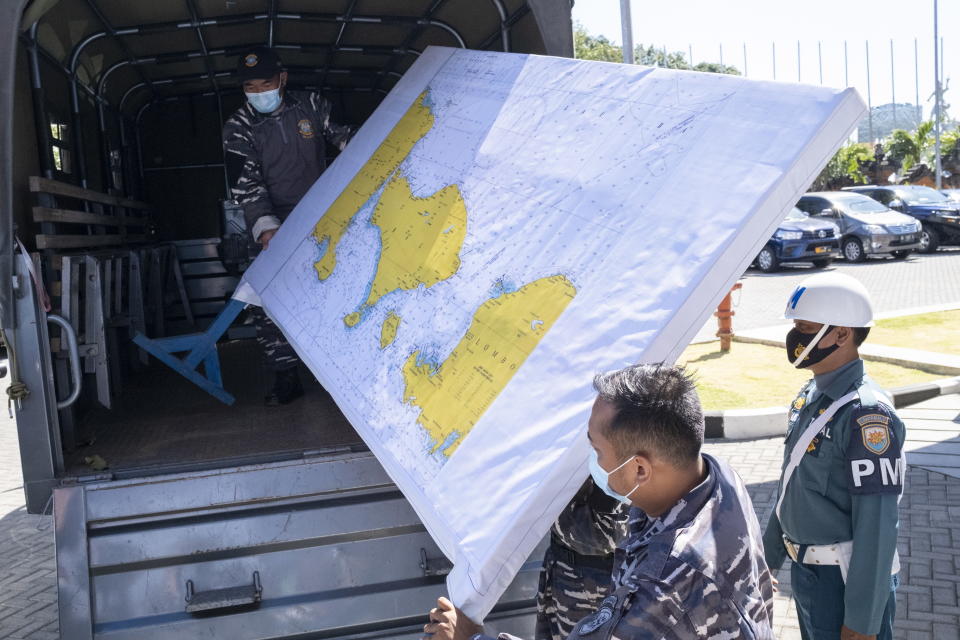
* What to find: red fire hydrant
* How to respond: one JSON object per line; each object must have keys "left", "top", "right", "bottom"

{"left": 715, "top": 281, "right": 743, "bottom": 352}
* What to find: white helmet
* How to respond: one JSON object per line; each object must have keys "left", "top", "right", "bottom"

{"left": 783, "top": 272, "right": 874, "bottom": 328}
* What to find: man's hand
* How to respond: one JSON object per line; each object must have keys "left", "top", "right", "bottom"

{"left": 423, "top": 597, "right": 482, "bottom": 640}
{"left": 259, "top": 228, "right": 278, "bottom": 249}
{"left": 840, "top": 625, "right": 875, "bottom": 640}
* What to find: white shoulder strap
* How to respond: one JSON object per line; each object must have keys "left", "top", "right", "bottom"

{"left": 775, "top": 390, "right": 860, "bottom": 520}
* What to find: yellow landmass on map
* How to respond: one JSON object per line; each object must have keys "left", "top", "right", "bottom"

{"left": 363, "top": 176, "right": 467, "bottom": 309}
{"left": 312, "top": 92, "right": 435, "bottom": 281}
{"left": 402, "top": 275, "right": 577, "bottom": 457}
{"left": 343, "top": 312, "right": 361, "bottom": 328}
{"left": 380, "top": 312, "right": 401, "bottom": 349}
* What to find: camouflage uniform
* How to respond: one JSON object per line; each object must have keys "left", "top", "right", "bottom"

{"left": 222, "top": 90, "right": 351, "bottom": 370}
{"left": 480, "top": 453, "right": 775, "bottom": 640}
{"left": 247, "top": 307, "right": 298, "bottom": 372}
{"left": 535, "top": 479, "right": 629, "bottom": 640}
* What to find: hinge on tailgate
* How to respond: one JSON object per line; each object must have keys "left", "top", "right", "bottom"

{"left": 420, "top": 548, "right": 453, "bottom": 577}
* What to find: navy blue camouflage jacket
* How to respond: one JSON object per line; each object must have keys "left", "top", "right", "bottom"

{"left": 222, "top": 90, "right": 352, "bottom": 240}
{"left": 483, "top": 454, "right": 775, "bottom": 640}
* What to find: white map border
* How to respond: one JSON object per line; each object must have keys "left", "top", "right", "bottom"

{"left": 241, "top": 46, "right": 866, "bottom": 620}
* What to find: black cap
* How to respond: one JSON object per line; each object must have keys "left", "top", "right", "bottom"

{"left": 236, "top": 47, "right": 283, "bottom": 81}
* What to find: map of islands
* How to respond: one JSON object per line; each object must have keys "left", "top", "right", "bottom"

{"left": 311, "top": 91, "right": 436, "bottom": 283}
{"left": 308, "top": 87, "right": 578, "bottom": 461}
{"left": 380, "top": 312, "right": 401, "bottom": 349}
{"left": 403, "top": 275, "right": 576, "bottom": 457}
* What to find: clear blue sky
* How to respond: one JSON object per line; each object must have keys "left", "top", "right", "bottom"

{"left": 572, "top": 0, "right": 957, "bottom": 120}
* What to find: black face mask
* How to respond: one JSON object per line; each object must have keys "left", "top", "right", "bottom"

{"left": 786, "top": 325, "right": 837, "bottom": 368}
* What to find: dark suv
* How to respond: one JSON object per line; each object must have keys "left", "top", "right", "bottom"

{"left": 845, "top": 185, "right": 960, "bottom": 252}
{"left": 752, "top": 207, "right": 840, "bottom": 272}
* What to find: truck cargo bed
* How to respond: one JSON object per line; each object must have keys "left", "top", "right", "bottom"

{"left": 65, "top": 339, "right": 360, "bottom": 476}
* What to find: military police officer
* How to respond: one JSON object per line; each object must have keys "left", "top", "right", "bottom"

{"left": 535, "top": 478, "right": 628, "bottom": 640}
{"left": 424, "top": 364, "right": 774, "bottom": 640}
{"left": 222, "top": 46, "right": 352, "bottom": 405}
{"left": 763, "top": 272, "right": 904, "bottom": 640}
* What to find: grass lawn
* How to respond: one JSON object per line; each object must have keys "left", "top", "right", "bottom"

{"left": 869, "top": 309, "right": 960, "bottom": 354}
{"left": 677, "top": 341, "right": 943, "bottom": 411}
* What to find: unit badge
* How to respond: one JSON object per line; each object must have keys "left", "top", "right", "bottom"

{"left": 244, "top": 53, "right": 259, "bottom": 67}
{"left": 576, "top": 595, "right": 617, "bottom": 635}
{"left": 861, "top": 424, "right": 891, "bottom": 455}
{"left": 577, "top": 608, "right": 613, "bottom": 635}
{"left": 298, "top": 119, "right": 315, "bottom": 139}
{"left": 793, "top": 396, "right": 806, "bottom": 411}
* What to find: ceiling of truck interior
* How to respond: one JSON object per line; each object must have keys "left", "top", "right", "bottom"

{"left": 27, "top": 0, "right": 559, "bottom": 117}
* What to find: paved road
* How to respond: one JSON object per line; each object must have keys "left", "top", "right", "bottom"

{"left": 2, "top": 411, "right": 959, "bottom": 638}
{"left": 695, "top": 247, "right": 960, "bottom": 342}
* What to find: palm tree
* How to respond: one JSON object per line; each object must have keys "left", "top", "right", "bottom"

{"left": 884, "top": 121, "right": 934, "bottom": 172}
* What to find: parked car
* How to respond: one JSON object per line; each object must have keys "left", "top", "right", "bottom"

{"left": 752, "top": 207, "right": 840, "bottom": 272}
{"left": 942, "top": 188, "right": 960, "bottom": 204}
{"left": 796, "top": 192, "right": 922, "bottom": 262}
{"left": 844, "top": 184, "right": 960, "bottom": 252}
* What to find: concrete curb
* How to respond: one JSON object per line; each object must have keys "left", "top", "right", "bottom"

{"left": 705, "top": 376, "right": 960, "bottom": 440}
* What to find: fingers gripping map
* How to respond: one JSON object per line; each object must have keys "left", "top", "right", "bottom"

{"left": 239, "top": 47, "right": 865, "bottom": 619}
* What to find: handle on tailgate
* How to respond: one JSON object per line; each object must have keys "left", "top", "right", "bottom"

{"left": 47, "top": 314, "right": 81, "bottom": 409}
{"left": 420, "top": 548, "right": 453, "bottom": 577}
{"left": 185, "top": 571, "right": 262, "bottom": 614}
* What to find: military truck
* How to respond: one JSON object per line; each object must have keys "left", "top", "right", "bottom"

{"left": 0, "top": 2, "right": 574, "bottom": 637}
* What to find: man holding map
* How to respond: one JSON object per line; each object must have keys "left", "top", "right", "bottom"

{"left": 423, "top": 364, "right": 774, "bottom": 640}
{"left": 222, "top": 46, "right": 352, "bottom": 405}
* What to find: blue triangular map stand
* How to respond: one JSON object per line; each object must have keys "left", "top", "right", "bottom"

{"left": 132, "top": 298, "right": 246, "bottom": 405}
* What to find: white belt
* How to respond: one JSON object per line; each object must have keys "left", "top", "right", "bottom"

{"left": 783, "top": 536, "right": 900, "bottom": 582}
{"left": 783, "top": 536, "right": 849, "bottom": 565}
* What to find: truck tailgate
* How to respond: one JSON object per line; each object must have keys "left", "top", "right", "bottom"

{"left": 55, "top": 451, "right": 540, "bottom": 639}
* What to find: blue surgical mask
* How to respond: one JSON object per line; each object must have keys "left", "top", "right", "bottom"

{"left": 246, "top": 88, "right": 282, "bottom": 114}
{"left": 588, "top": 449, "right": 639, "bottom": 505}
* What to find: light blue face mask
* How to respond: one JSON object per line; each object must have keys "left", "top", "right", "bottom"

{"left": 245, "top": 88, "right": 282, "bottom": 114}
{"left": 588, "top": 449, "right": 639, "bottom": 505}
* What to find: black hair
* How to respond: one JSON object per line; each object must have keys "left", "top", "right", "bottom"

{"left": 592, "top": 363, "right": 704, "bottom": 469}
{"left": 852, "top": 327, "right": 870, "bottom": 346}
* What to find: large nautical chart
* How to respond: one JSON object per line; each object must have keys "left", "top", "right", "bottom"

{"left": 239, "top": 47, "right": 865, "bottom": 619}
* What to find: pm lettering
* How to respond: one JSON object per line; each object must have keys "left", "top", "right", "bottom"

{"left": 851, "top": 458, "right": 903, "bottom": 487}
{"left": 851, "top": 459, "right": 874, "bottom": 487}
{"left": 880, "top": 457, "right": 904, "bottom": 486}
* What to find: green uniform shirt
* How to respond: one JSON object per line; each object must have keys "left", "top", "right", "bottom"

{"left": 762, "top": 359, "right": 905, "bottom": 635}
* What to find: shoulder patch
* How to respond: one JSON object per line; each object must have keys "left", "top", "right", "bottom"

{"left": 846, "top": 404, "right": 904, "bottom": 495}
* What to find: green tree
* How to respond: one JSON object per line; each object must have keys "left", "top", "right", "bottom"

{"left": 573, "top": 23, "right": 740, "bottom": 76}
{"left": 573, "top": 23, "right": 622, "bottom": 62}
{"left": 811, "top": 143, "right": 874, "bottom": 191}
{"left": 692, "top": 62, "right": 741, "bottom": 76}
{"left": 940, "top": 127, "right": 960, "bottom": 160}
{"left": 883, "top": 121, "right": 934, "bottom": 172}
{"left": 633, "top": 44, "right": 690, "bottom": 69}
